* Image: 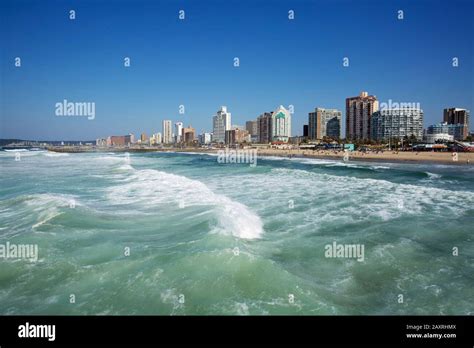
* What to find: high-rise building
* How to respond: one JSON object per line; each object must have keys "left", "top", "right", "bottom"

{"left": 308, "top": 108, "right": 342, "bottom": 140}
{"left": 182, "top": 125, "right": 196, "bottom": 145}
{"left": 199, "top": 132, "right": 212, "bottom": 145}
{"left": 303, "top": 125, "right": 308, "bottom": 137}
{"left": 271, "top": 105, "right": 291, "bottom": 142}
{"left": 212, "top": 106, "right": 232, "bottom": 143}
{"left": 140, "top": 133, "right": 148, "bottom": 143}
{"left": 175, "top": 122, "right": 183, "bottom": 143}
{"left": 370, "top": 107, "right": 423, "bottom": 142}
{"left": 155, "top": 132, "right": 162, "bottom": 144}
{"left": 346, "top": 91, "right": 379, "bottom": 141}
{"left": 225, "top": 128, "right": 250, "bottom": 145}
{"left": 245, "top": 121, "right": 258, "bottom": 136}
{"left": 443, "top": 108, "right": 470, "bottom": 140}
{"left": 257, "top": 112, "right": 273, "bottom": 144}
{"left": 162, "top": 120, "right": 173, "bottom": 144}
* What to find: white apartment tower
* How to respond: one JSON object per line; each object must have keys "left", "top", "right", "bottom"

{"left": 271, "top": 105, "right": 291, "bottom": 142}
{"left": 175, "top": 122, "right": 183, "bottom": 143}
{"left": 212, "top": 106, "right": 232, "bottom": 143}
{"left": 162, "top": 120, "right": 173, "bottom": 144}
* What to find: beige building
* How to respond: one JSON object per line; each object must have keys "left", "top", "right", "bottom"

{"left": 346, "top": 91, "right": 379, "bottom": 141}
{"left": 182, "top": 125, "right": 196, "bottom": 145}
{"left": 308, "top": 108, "right": 342, "bottom": 140}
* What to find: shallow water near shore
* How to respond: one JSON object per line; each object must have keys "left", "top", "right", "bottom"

{"left": 0, "top": 150, "right": 473, "bottom": 315}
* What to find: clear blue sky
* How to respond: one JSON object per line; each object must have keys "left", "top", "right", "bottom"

{"left": 1, "top": 0, "right": 473, "bottom": 140}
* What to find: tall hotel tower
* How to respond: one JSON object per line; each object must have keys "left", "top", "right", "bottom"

{"left": 443, "top": 108, "right": 470, "bottom": 140}
{"left": 175, "top": 122, "right": 183, "bottom": 143}
{"left": 212, "top": 106, "right": 231, "bottom": 143}
{"left": 346, "top": 91, "right": 379, "bottom": 141}
{"left": 162, "top": 120, "right": 173, "bottom": 144}
{"left": 308, "top": 108, "right": 342, "bottom": 140}
{"left": 271, "top": 105, "right": 291, "bottom": 142}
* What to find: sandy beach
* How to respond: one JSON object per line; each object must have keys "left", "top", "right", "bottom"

{"left": 47, "top": 146, "right": 474, "bottom": 165}
{"left": 254, "top": 148, "right": 474, "bottom": 165}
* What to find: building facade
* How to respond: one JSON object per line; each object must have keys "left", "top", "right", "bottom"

{"left": 212, "top": 106, "right": 232, "bottom": 143}
{"left": 175, "top": 122, "right": 183, "bottom": 143}
{"left": 346, "top": 91, "right": 379, "bottom": 141}
{"left": 199, "top": 132, "right": 212, "bottom": 145}
{"left": 182, "top": 125, "right": 196, "bottom": 145}
{"left": 425, "top": 122, "right": 465, "bottom": 142}
{"left": 162, "top": 120, "right": 173, "bottom": 144}
{"left": 303, "top": 125, "right": 308, "bottom": 137}
{"left": 109, "top": 134, "right": 133, "bottom": 146}
{"left": 257, "top": 112, "right": 273, "bottom": 144}
{"left": 271, "top": 105, "right": 291, "bottom": 142}
{"left": 308, "top": 108, "right": 342, "bottom": 140}
{"left": 155, "top": 132, "right": 162, "bottom": 144}
{"left": 443, "top": 108, "right": 470, "bottom": 140}
{"left": 246, "top": 120, "right": 258, "bottom": 136}
{"left": 225, "top": 128, "right": 250, "bottom": 145}
{"left": 370, "top": 108, "right": 423, "bottom": 142}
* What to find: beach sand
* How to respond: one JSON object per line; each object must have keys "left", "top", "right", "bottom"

{"left": 48, "top": 146, "right": 474, "bottom": 165}
{"left": 254, "top": 148, "right": 474, "bottom": 165}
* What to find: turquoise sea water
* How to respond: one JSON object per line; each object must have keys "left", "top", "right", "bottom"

{"left": 0, "top": 150, "right": 473, "bottom": 315}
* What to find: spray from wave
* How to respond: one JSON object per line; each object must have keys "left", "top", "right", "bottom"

{"left": 106, "top": 157, "right": 264, "bottom": 239}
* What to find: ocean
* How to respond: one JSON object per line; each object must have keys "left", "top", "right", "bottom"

{"left": 0, "top": 150, "right": 473, "bottom": 315}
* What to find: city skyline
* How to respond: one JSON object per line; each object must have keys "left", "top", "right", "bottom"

{"left": 1, "top": 0, "right": 473, "bottom": 140}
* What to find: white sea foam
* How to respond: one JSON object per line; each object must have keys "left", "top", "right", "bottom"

{"left": 22, "top": 194, "right": 77, "bottom": 230}
{"left": 106, "top": 166, "right": 264, "bottom": 239}
{"left": 425, "top": 172, "right": 442, "bottom": 180}
{"left": 210, "top": 166, "right": 474, "bottom": 231}
{"left": 43, "top": 152, "right": 69, "bottom": 157}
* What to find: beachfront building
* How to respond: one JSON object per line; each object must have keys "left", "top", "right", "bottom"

{"left": 212, "top": 106, "right": 232, "bottom": 143}
{"left": 109, "top": 134, "right": 134, "bottom": 147}
{"left": 443, "top": 108, "right": 470, "bottom": 140}
{"left": 225, "top": 127, "right": 250, "bottom": 145}
{"left": 424, "top": 122, "right": 464, "bottom": 143}
{"left": 308, "top": 108, "right": 342, "bottom": 140}
{"left": 155, "top": 132, "right": 162, "bottom": 144}
{"left": 96, "top": 138, "right": 107, "bottom": 147}
{"left": 271, "top": 105, "right": 291, "bottom": 142}
{"left": 370, "top": 108, "right": 423, "bottom": 142}
{"left": 245, "top": 121, "right": 258, "bottom": 143}
{"left": 199, "top": 132, "right": 212, "bottom": 145}
{"left": 182, "top": 125, "right": 196, "bottom": 145}
{"left": 257, "top": 112, "right": 273, "bottom": 144}
{"left": 346, "top": 91, "right": 379, "bottom": 141}
{"left": 175, "top": 122, "right": 183, "bottom": 143}
{"left": 162, "top": 120, "right": 173, "bottom": 144}
{"left": 246, "top": 120, "right": 258, "bottom": 136}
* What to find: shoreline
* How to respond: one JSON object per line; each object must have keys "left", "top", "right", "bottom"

{"left": 45, "top": 146, "right": 474, "bottom": 166}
